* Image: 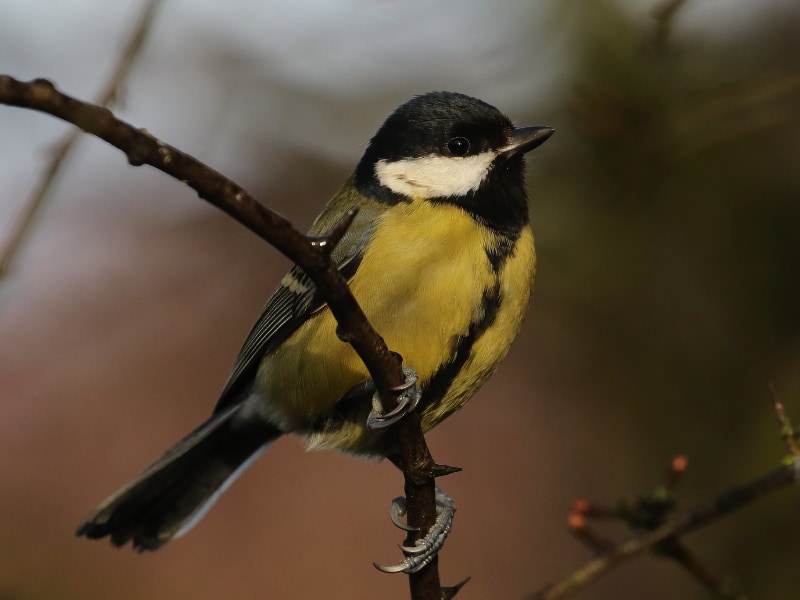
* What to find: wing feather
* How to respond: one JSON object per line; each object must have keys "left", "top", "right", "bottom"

{"left": 214, "top": 183, "right": 382, "bottom": 408}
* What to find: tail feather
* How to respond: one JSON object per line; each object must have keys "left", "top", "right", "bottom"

{"left": 76, "top": 405, "right": 281, "bottom": 551}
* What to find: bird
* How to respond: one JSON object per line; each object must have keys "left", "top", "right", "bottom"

{"left": 76, "top": 91, "right": 553, "bottom": 570}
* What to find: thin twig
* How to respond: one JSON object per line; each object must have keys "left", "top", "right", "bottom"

{"left": 567, "top": 511, "right": 615, "bottom": 555}
{"left": 769, "top": 383, "right": 800, "bottom": 457}
{"left": 568, "top": 456, "right": 739, "bottom": 596}
{"left": 0, "top": 0, "right": 164, "bottom": 279}
{"left": 0, "top": 75, "right": 447, "bottom": 600}
{"left": 530, "top": 459, "right": 799, "bottom": 600}
{"left": 662, "top": 539, "right": 747, "bottom": 599}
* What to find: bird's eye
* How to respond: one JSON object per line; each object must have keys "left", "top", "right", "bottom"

{"left": 447, "top": 137, "right": 470, "bottom": 157}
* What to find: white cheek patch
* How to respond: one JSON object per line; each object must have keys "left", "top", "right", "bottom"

{"left": 375, "top": 152, "right": 496, "bottom": 199}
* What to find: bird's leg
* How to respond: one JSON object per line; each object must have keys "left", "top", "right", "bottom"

{"left": 366, "top": 365, "right": 421, "bottom": 430}
{"left": 364, "top": 364, "right": 456, "bottom": 573}
{"left": 373, "top": 487, "right": 456, "bottom": 574}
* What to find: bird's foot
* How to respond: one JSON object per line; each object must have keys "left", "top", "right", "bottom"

{"left": 374, "top": 487, "right": 456, "bottom": 574}
{"left": 366, "top": 365, "right": 421, "bottom": 430}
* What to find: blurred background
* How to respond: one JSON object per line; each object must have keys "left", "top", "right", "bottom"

{"left": 1, "top": 0, "right": 799, "bottom": 598}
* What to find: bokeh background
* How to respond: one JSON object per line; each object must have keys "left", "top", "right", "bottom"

{"left": 2, "top": 0, "right": 799, "bottom": 598}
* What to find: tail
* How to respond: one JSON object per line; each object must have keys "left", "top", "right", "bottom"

{"left": 76, "top": 405, "right": 281, "bottom": 551}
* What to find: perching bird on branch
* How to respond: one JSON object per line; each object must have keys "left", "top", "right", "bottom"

{"left": 77, "top": 91, "right": 553, "bottom": 572}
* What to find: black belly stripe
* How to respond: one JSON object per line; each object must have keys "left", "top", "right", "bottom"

{"left": 304, "top": 281, "right": 503, "bottom": 436}
{"left": 485, "top": 231, "right": 518, "bottom": 272}
{"left": 303, "top": 233, "right": 517, "bottom": 436}
{"left": 417, "top": 281, "right": 502, "bottom": 418}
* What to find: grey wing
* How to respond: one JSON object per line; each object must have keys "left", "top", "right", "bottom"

{"left": 213, "top": 183, "right": 385, "bottom": 410}
{"left": 213, "top": 226, "right": 370, "bottom": 411}
{"left": 215, "top": 266, "right": 316, "bottom": 406}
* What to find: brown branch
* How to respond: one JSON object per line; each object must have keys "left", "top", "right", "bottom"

{"left": 661, "top": 539, "right": 746, "bottom": 599}
{"left": 0, "top": 75, "right": 450, "bottom": 600}
{"left": 530, "top": 459, "right": 799, "bottom": 600}
{"left": 0, "top": 0, "right": 163, "bottom": 279}
{"left": 538, "top": 398, "right": 799, "bottom": 599}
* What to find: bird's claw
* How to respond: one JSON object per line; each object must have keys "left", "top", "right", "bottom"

{"left": 389, "top": 496, "right": 419, "bottom": 532}
{"left": 366, "top": 366, "right": 421, "bottom": 430}
{"left": 374, "top": 488, "right": 456, "bottom": 574}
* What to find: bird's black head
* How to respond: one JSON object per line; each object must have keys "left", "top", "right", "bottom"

{"left": 355, "top": 91, "right": 553, "bottom": 233}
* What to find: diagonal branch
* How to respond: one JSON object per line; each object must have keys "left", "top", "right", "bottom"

{"left": 0, "top": 75, "right": 448, "bottom": 600}
{"left": 536, "top": 395, "right": 800, "bottom": 599}
{"left": 531, "top": 458, "right": 799, "bottom": 600}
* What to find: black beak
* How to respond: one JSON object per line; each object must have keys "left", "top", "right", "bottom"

{"left": 500, "top": 126, "right": 554, "bottom": 160}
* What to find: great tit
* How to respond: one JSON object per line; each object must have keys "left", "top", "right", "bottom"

{"left": 77, "top": 91, "right": 553, "bottom": 560}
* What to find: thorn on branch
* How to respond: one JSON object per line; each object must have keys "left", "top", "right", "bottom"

{"left": 309, "top": 208, "right": 359, "bottom": 257}
{"left": 425, "top": 463, "right": 462, "bottom": 479}
{"left": 441, "top": 576, "right": 471, "bottom": 600}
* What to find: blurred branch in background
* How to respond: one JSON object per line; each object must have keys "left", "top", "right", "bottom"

{"left": 530, "top": 394, "right": 800, "bottom": 600}
{"left": 651, "top": 0, "right": 690, "bottom": 48}
{"left": 546, "top": 0, "right": 800, "bottom": 476}
{"left": 0, "top": 0, "right": 164, "bottom": 280}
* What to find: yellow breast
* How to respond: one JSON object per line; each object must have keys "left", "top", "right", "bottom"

{"left": 254, "top": 198, "right": 535, "bottom": 453}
